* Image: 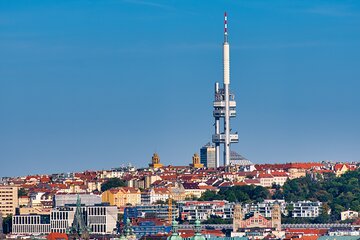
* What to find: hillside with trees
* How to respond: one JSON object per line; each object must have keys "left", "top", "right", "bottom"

{"left": 282, "top": 168, "right": 360, "bottom": 221}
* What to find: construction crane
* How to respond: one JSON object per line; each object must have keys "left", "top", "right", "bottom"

{"left": 168, "top": 195, "right": 172, "bottom": 224}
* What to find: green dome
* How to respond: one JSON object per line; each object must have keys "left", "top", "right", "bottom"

{"left": 167, "top": 219, "right": 183, "bottom": 240}
{"left": 191, "top": 235, "right": 206, "bottom": 240}
{"left": 167, "top": 235, "right": 183, "bottom": 240}
{"left": 190, "top": 218, "right": 205, "bottom": 240}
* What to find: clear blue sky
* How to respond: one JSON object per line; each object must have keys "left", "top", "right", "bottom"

{"left": 1, "top": 0, "right": 359, "bottom": 176}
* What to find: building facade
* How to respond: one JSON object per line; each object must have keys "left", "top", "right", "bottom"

{"left": 124, "top": 205, "right": 178, "bottom": 221}
{"left": 50, "top": 203, "right": 117, "bottom": 234}
{"left": 243, "top": 200, "right": 286, "bottom": 218}
{"left": 200, "top": 143, "right": 216, "bottom": 169}
{"left": 102, "top": 187, "right": 141, "bottom": 207}
{"left": 0, "top": 185, "right": 18, "bottom": 217}
{"left": 292, "top": 201, "right": 322, "bottom": 218}
{"left": 141, "top": 188, "right": 170, "bottom": 205}
{"left": 12, "top": 214, "right": 50, "bottom": 234}
{"left": 53, "top": 193, "right": 101, "bottom": 207}
{"left": 179, "top": 200, "right": 234, "bottom": 222}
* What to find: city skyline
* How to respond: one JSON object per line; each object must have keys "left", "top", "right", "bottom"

{"left": 1, "top": 0, "right": 360, "bottom": 176}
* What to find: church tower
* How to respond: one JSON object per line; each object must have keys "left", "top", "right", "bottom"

{"left": 233, "top": 204, "right": 243, "bottom": 232}
{"left": 271, "top": 203, "right": 281, "bottom": 231}
{"left": 190, "top": 153, "right": 204, "bottom": 168}
{"left": 149, "top": 153, "right": 163, "bottom": 168}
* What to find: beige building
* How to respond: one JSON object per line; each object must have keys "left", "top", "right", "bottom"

{"left": 341, "top": 210, "right": 359, "bottom": 221}
{"left": 288, "top": 167, "right": 307, "bottom": 179}
{"left": 19, "top": 206, "right": 50, "bottom": 215}
{"left": 102, "top": 187, "right": 141, "bottom": 207}
{"left": 0, "top": 185, "right": 19, "bottom": 217}
{"left": 168, "top": 183, "right": 186, "bottom": 201}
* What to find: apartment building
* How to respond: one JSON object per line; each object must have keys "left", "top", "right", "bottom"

{"left": 292, "top": 201, "right": 322, "bottom": 218}
{"left": 0, "top": 185, "right": 18, "bottom": 217}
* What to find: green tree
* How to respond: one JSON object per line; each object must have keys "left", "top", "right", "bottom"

{"left": 101, "top": 178, "right": 126, "bottom": 192}
{"left": 2, "top": 215, "right": 12, "bottom": 234}
{"left": 18, "top": 188, "right": 27, "bottom": 197}
{"left": 282, "top": 168, "right": 360, "bottom": 221}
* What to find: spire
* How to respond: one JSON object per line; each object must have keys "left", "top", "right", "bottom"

{"left": 67, "top": 195, "right": 90, "bottom": 239}
{"left": 224, "top": 12, "right": 228, "bottom": 43}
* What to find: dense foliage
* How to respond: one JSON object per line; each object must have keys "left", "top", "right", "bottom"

{"left": 202, "top": 216, "right": 232, "bottom": 224}
{"left": 2, "top": 215, "right": 12, "bottom": 234}
{"left": 101, "top": 178, "right": 126, "bottom": 192}
{"left": 18, "top": 188, "right": 27, "bottom": 197}
{"left": 199, "top": 185, "right": 270, "bottom": 203}
{"left": 283, "top": 169, "right": 360, "bottom": 220}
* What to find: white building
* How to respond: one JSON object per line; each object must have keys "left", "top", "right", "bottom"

{"left": 51, "top": 203, "right": 117, "bottom": 234}
{"left": 244, "top": 200, "right": 286, "bottom": 218}
{"left": 141, "top": 188, "right": 169, "bottom": 205}
{"left": 12, "top": 214, "right": 51, "bottom": 234}
{"left": 53, "top": 193, "right": 101, "bottom": 207}
{"left": 292, "top": 201, "right": 322, "bottom": 218}
{"left": 179, "top": 200, "right": 234, "bottom": 221}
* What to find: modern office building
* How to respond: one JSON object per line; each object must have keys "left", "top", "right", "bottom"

{"left": 12, "top": 214, "right": 51, "bottom": 234}
{"left": 50, "top": 203, "right": 117, "bottom": 234}
{"left": 0, "top": 185, "right": 18, "bottom": 217}
{"left": 200, "top": 143, "right": 216, "bottom": 169}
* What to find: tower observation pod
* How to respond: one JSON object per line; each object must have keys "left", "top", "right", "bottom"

{"left": 212, "top": 12, "right": 238, "bottom": 167}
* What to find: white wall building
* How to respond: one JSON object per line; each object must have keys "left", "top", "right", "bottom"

{"left": 12, "top": 214, "right": 51, "bottom": 234}
{"left": 53, "top": 193, "right": 101, "bottom": 207}
{"left": 244, "top": 200, "right": 286, "bottom": 218}
{"left": 292, "top": 201, "right": 322, "bottom": 218}
{"left": 51, "top": 204, "right": 117, "bottom": 234}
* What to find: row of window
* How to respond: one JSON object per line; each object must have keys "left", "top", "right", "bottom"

{"left": 91, "top": 224, "right": 106, "bottom": 233}
{"left": 12, "top": 224, "right": 50, "bottom": 234}
{"left": 13, "top": 216, "right": 42, "bottom": 225}
{"left": 88, "top": 207, "right": 106, "bottom": 216}
{"left": 51, "top": 211, "right": 69, "bottom": 220}
{"left": 51, "top": 220, "right": 69, "bottom": 229}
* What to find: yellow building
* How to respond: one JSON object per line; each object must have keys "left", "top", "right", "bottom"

{"left": 149, "top": 153, "right": 163, "bottom": 169}
{"left": 0, "top": 185, "right": 19, "bottom": 217}
{"left": 102, "top": 187, "right": 141, "bottom": 207}
{"left": 190, "top": 153, "right": 203, "bottom": 168}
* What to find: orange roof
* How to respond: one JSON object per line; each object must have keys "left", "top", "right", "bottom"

{"left": 271, "top": 171, "right": 289, "bottom": 177}
{"left": 258, "top": 173, "right": 274, "bottom": 178}
{"left": 153, "top": 187, "right": 169, "bottom": 194}
{"left": 109, "top": 187, "right": 140, "bottom": 194}
{"left": 289, "top": 162, "right": 324, "bottom": 169}
{"left": 286, "top": 228, "right": 327, "bottom": 235}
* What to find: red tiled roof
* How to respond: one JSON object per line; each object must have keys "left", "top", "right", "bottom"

{"left": 258, "top": 173, "right": 274, "bottom": 178}
{"left": 286, "top": 228, "right": 327, "bottom": 235}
